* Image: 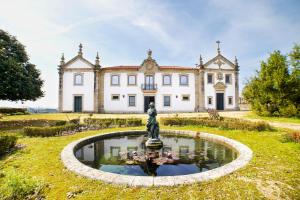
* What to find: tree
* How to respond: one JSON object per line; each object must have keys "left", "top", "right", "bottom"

{"left": 243, "top": 49, "right": 299, "bottom": 117}
{"left": 0, "top": 29, "right": 43, "bottom": 102}
{"left": 288, "top": 44, "right": 300, "bottom": 107}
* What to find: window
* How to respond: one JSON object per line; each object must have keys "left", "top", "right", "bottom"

{"left": 228, "top": 96, "right": 233, "bottom": 105}
{"left": 128, "top": 95, "right": 136, "bottom": 107}
{"left": 163, "top": 95, "right": 171, "bottom": 107}
{"left": 208, "top": 96, "right": 213, "bottom": 105}
{"left": 111, "top": 75, "right": 120, "bottom": 85}
{"left": 225, "top": 74, "right": 232, "bottom": 84}
{"left": 128, "top": 75, "right": 136, "bottom": 85}
{"left": 163, "top": 75, "right": 171, "bottom": 85}
{"left": 182, "top": 95, "right": 190, "bottom": 101}
{"left": 111, "top": 94, "right": 120, "bottom": 101}
{"left": 110, "top": 146, "right": 121, "bottom": 158}
{"left": 74, "top": 74, "right": 83, "bottom": 85}
{"left": 180, "top": 75, "right": 189, "bottom": 86}
{"left": 207, "top": 74, "right": 213, "bottom": 84}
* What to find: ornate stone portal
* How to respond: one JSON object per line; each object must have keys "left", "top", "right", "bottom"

{"left": 145, "top": 102, "right": 163, "bottom": 149}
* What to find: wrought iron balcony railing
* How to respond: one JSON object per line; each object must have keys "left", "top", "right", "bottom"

{"left": 141, "top": 84, "right": 157, "bottom": 91}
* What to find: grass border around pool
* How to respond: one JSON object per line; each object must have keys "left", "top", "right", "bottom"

{"left": 61, "top": 130, "right": 253, "bottom": 187}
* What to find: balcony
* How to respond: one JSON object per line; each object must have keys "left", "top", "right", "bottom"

{"left": 141, "top": 84, "right": 157, "bottom": 93}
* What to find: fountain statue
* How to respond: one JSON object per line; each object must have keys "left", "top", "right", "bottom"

{"left": 145, "top": 102, "right": 163, "bottom": 149}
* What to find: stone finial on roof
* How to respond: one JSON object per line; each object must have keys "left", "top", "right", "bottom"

{"left": 78, "top": 43, "right": 83, "bottom": 56}
{"left": 60, "top": 53, "right": 65, "bottom": 66}
{"left": 199, "top": 54, "right": 203, "bottom": 66}
{"left": 234, "top": 56, "right": 239, "bottom": 71}
{"left": 95, "top": 52, "right": 100, "bottom": 66}
{"left": 147, "top": 49, "right": 152, "bottom": 58}
{"left": 216, "top": 40, "right": 221, "bottom": 54}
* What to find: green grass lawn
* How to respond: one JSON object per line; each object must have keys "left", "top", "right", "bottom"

{"left": 245, "top": 112, "right": 300, "bottom": 124}
{"left": 1, "top": 125, "right": 299, "bottom": 199}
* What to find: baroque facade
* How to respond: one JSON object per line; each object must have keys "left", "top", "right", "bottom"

{"left": 58, "top": 42, "right": 240, "bottom": 113}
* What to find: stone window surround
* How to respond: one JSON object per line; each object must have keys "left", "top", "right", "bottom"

{"left": 163, "top": 95, "right": 171, "bottom": 107}
{"left": 207, "top": 73, "right": 214, "bottom": 84}
{"left": 179, "top": 74, "right": 189, "bottom": 86}
{"left": 225, "top": 74, "right": 232, "bottom": 84}
{"left": 128, "top": 94, "right": 136, "bottom": 107}
{"left": 73, "top": 73, "right": 84, "bottom": 86}
{"left": 162, "top": 74, "right": 172, "bottom": 86}
{"left": 127, "top": 74, "right": 137, "bottom": 86}
{"left": 111, "top": 74, "right": 120, "bottom": 86}
{"left": 182, "top": 94, "right": 190, "bottom": 101}
{"left": 111, "top": 94, "right": 120, "bottom": 101}
{"left": 208, "top": 96, "right": 213, "bottom": 105}
{"left": 228, "top": 96, "right": 233, "bottom": 105}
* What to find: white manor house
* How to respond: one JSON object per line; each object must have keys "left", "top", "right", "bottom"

{"left": 58, "top": 42, "right": 240, "bottom": 113}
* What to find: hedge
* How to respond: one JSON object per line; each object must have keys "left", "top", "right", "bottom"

{"left": 23, "top": 124, "right": 78, "bottom": 137}
{"left": 0, "top": 108, "right": 28, "bottom": 115}
{"left": 0, "top": 135, "right": 17, "bottom": 155}
{"left": 160, "top": 117, "right": 272, "bottom": 131}
{"left": 84, "top": 118, "right": 143, "bottom": 128}
{"left": 0, "top": 120, "right": 67, "bottom": 130}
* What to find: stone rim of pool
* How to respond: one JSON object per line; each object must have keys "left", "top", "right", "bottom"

{"left": 61, "top": 130, "right": 253, "bottom": 187}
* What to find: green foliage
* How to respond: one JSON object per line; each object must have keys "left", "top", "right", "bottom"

{"left": 0, "top": 119, "right": 67, "bottom": 130}
{"left": 243, "top": 47, "right": 300, "bottom": 117}
{"left": 0, "top": 108, "right": 28, "bottom": 115}
{"left": 0, "top": 29, "right": 44, "bottom": 101}
{"left": 84, "top": 118, "right": 143, "bottom": 128}
{"left": 160, "top": 117, "right": 272, "bottom": 131}
{"left": 0, "top": 135, "right": 17, "bottom": 155}
{"left": 0, "top": 171, "right": 44, "bottom": 200}
{"left": 23, "top": 124, "right": 78, "bottom": 137}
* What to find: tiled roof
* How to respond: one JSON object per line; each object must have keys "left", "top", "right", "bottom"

{"left": 103, "top": 65, "right": 196, "bottom": 70}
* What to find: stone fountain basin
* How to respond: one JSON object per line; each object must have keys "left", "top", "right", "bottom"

{"left": 61, "top": 130, "right": 252, "bottom": 187}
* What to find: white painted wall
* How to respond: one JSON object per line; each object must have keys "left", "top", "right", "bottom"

{"left": 62, "top": 71, "right": 94, "bottom": 112}
{"left": 66, "top": 59, "right": 93, "bottom": 69}
{"left": 203, "top": 70, "right": 236, "bottom": 109}
{"left": 103, "top": 72, "right": 196, "bottom": 113}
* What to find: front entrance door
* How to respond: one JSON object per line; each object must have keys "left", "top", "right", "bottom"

{"left": 144, "top": 96, "right": 155, "bottom": 112}
{"left": 216, "top": 93, "right": 224, "bottom": 110}
{"left": 74, "top": 96, "right": 82, "bottom": 112}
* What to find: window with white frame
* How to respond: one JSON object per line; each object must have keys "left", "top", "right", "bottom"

{"left": 74, "top": 73, "right": 83, "bottom": 85}
{"left": 128, "top": 95, "right": 136, "bottom": 107}
{"left": 111, "top": 75, "right": 120, "bottom": 85}
{"left": 207, "top": 74, "right": 213, "bottom": 84}
{"left": 111, "top": 94, "right": 120, "bottom": 101}
{"left": 208, "top": 96, "right": 213, "bottom": 105}
{"left": 127, "top": 75, "right": 136, "bottom": 85}
{"left": 163, "top": 75, "right": 171, "bottom": 85}
{"left": 228, "top": 96, "right": 233, "bottom": 105}
{"left": 163, "top": 95, "right": 171, "bottom": 107}
{"left": 179, "top": 75, "right": 189, "bottom": 86}
{"left": 225, "top": 74, "right": 232, "bottom": 84}
{"left": 182, "top": 95, "right": 190, "bottom": 101}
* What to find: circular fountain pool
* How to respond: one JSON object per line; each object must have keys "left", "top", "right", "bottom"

{"left": 61, "top": 130, "right": 252, "bottom": 186}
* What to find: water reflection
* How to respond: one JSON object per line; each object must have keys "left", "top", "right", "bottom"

{"left": 75, "top": 134, "right": 237, "bottom": 176}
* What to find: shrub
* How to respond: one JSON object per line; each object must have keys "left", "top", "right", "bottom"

{"left": 0, "top": 171, "right": 44, "bottom": 200}
{"left": 84, "top": 118, "right": 143, "bottom": 128}
{"left": 0, "top": 120, "right": 67, "bottom": 130}
{"left": 0, "top": 135, "right": 17, "bottom": 155}
{"left": 160, "top": 117, "right": 272, "bottom": 131}
{"left": 284, "top": 131, "right": 300, "bottom": 143}
{"left": 23, "top": 124, "right": 78, "bottom": 137}
{"left": 0, "top": 108, "right": 28, "bottom": 115}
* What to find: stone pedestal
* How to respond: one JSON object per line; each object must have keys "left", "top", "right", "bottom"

{"left": 145, "top": 138, "right": 163, "bottom": 149}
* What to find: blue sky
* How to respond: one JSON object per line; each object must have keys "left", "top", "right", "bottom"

{"left": 0, "top": 0, "right": 299, "bottom": 108}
